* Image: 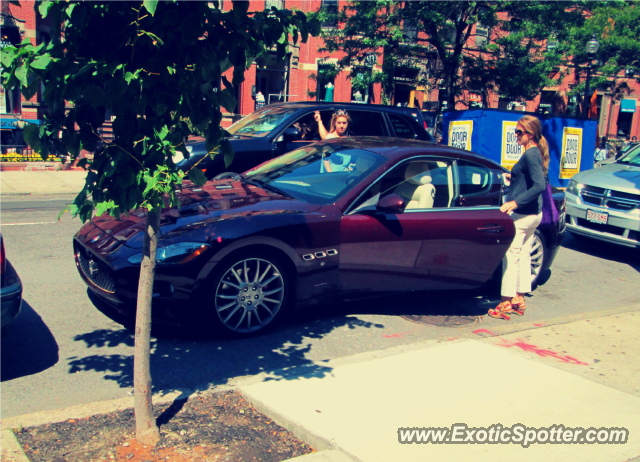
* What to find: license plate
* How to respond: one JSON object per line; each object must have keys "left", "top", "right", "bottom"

{"left": 586, "top": 209, "right": 608, "bottom": 225}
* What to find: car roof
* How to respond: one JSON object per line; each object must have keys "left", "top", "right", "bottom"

{"left": 265, "top": 101, "right": 424, "bottom": 117}
{"left": 318, "top": 136, "right": 504, "bottom": 168}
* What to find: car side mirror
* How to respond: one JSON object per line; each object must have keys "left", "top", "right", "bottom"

{"left": 376, "top": 194, "right": 405, "bottom": 214}
{"left": 282, "top": 127, "right": 301, "bottom": 141}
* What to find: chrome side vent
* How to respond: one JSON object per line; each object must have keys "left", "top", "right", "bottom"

{"left": 303, "top": 254, "right": 315, "bottom": 261}
{"left": 315, "top": 251, "right": 327, "bottom": 258}
{"left": 326, "top": 249, "right": 338, "bottom": 256}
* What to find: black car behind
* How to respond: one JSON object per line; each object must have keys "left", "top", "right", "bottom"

{"left": 1, "top": 234, "right": 23, "bottom": 330}
{"left": 178, "top": 101, "right": 434, "bottom": 179}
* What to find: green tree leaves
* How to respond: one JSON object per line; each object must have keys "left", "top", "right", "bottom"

{"left": 316, "top": 1, "right": 596, "bottom": 110}
{"left": 142, "top": 0, "right": 158, "bottom": 16}
{"left": 1, "top": 0, "right": 318, "bottom": 222}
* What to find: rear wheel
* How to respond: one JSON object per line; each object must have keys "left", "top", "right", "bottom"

{"left": 208, "top": 253, "right": 290, "bottom": 337}
{"left": 530, "top": 230, "right": 546, "bottom": 287}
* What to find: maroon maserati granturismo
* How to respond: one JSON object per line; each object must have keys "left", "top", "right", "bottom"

{"left": 74, "top": 138, "right": 564, "bottom": 337}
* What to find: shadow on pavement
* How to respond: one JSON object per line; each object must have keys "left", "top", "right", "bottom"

{"left": 68, "top": 295, "right": 386, "bottom": 391}
{"left": 69, "top": 275, "right": 555, "bottom": 391}
{"left": 293, "top": 288, "right": 497, "bottom": 324}
{"left": 562, "top": 232, "right": 640, "bottom": 272}
{"left": 1, "top": 300, "right": 59, "bottom": 382}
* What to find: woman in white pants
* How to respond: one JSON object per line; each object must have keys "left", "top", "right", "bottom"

{"left": 488, "top": 115, "right": 548, "bottom": 320}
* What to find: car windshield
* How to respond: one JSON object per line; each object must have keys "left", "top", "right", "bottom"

{"left": 243, "top": 144, "right": 387, "bottom": 204}
{"left": 618, "top": 144, "right": 640, "bottom": 165}
{"left": 227, "top": 107, "right": 299, "bottom": 137}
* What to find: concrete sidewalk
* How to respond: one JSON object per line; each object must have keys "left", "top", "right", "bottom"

{"left": 3, "top": 309, "right": 639, "bottom": 462}
{"left": 240, "top": 310, "right": 640, "bottom": 462}
{"left": 1, "top": 170, "right": 86, "bottom": 195}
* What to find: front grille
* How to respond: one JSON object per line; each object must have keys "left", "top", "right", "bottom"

{"left": 576, "top": 218, "right": 625, "bottom": 236}
{"left": 76, "top": 246, "right": 116, "bottom": 293}
{"left": 611, "top": 190, "right": 640, "bottom": 201}
{"left": 580, "top": 186, "right": 640, "bottom": 211}
{"left": 583, "top": 185, "right": 606, "bottom": 195}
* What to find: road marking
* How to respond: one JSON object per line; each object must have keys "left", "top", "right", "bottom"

{"left": 2, "top": 222, "right": 57, "bottom": 226}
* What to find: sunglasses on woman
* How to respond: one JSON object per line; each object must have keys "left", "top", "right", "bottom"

{"left": 515, "top": 129, "right": 529, "bottom": 136}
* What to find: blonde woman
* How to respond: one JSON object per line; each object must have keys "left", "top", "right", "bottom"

{"left": 314, "top": 110, "right": 351, "bottom": 140}
{"left": 489, "top": 115, "right": 548, "bottom": 320}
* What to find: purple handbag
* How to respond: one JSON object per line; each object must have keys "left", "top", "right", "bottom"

{"left": 540, "top": 181, "right": 559, "bottom": 226}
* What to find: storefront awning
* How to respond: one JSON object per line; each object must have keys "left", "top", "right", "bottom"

{"left": 620, "top": 99, "right": 636, "bottom": 113}
{"left": 0, "top": 118, "right": 40, "bottom": 129}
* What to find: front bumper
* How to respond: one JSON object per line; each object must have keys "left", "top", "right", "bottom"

{"left": 1, "top": 261, "right": 23, "bottom": 329}
{"left": 565, "top": 192, "right": 640, "bottom": 248}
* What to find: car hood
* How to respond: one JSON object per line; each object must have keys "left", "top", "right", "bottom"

{"left": 76, "top": 179, "right": 320, "bottom": 251}
{"left": 573, "top": 163, "right": 640, "bottom": 194}
{"left": 189, "top": 136, "right": 265, "bottom": 155}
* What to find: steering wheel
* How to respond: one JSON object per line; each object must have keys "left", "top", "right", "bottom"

{"left": 346, "top": 174, "right": 359, "bottom": 187}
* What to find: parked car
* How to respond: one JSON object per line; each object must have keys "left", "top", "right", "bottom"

{"left": 595, "top": 141, "right": 636, "bottom": 168}
{"left": 566, "top": 143, "right": 640, "bottom": 248}
{"left": 1, "top": 234, "right": 23, "bottom": 330}
{"left": 75, "top": 138, "right": 564, "bottom": 337}
{"left": 177, "top": 102, "right": 433, "bottom": 179}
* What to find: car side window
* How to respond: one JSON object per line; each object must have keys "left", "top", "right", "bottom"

{"left": 348, "top": 111, "right": 387, "bottom": 137}
{"left": 286, "top": 113, "right": 321, "bottom": 141}
{"left": 456, "top": 160, "right": 504, "bottom": 207}
{"left": 457, "top": 161, "right": 492, "bottom": 196}
{"left": 350, "top": 157, "right": 455, "bottom": 213}
{"left": 387, "top": 114, "right": 416, "bottom": 139}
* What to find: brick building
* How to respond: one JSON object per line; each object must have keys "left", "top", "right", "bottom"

{"left": 1, "top": 0, "right": 637, "bottom": 162}
{"left": 0, "top": 0, "right": 50, "bottom": 156}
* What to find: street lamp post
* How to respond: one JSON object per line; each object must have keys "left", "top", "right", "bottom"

{"left": 582, "top": 34, "right": 600, "bottom": 118}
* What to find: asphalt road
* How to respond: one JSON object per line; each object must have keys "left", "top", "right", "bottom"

{"left": 2, "top": 195, "right": 640, "bottom": 418}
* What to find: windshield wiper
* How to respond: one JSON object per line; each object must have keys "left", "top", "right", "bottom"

{"left": 242, "top": 178, "right": 292, "bottom": 198}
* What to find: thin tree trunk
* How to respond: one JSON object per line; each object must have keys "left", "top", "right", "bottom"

{"left": 134, "top": 208, "right": 161, "bottom": 445}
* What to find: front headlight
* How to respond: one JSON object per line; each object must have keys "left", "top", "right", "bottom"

{"left": 128, "top": 242, "right": 210, "bottom": 265}
{"left": 566, "top": 179, "right": 583, "bottom": 197}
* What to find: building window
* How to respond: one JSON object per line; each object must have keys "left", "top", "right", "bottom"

{"left": 617, "top": 99, "right": 636, "bottom": 138}
{"left": 316, "top": 63, "right": 337, "bottom": 101}
{"left": 403, "top": 20, "right": 419, "bottom": 44}
{"left": 475, "top": 23, "right": 489, "bottom": 47}
{"left": 546, "top": 33, "right": 558, "bottom": 51}
{"left": 265, "top": 0, "right": 284, "bottom": 10}
{"left": 321, "top": 0, "right": 338, "bottom": 28}
{"left": 0, "top": 84, "right": 21, "bottom": 115}
{"left": 469, "top": 92, "right": 483, "bottom": 109}
{"left": 351, "top": 67, "right": 372, "bottom": 103}
{"left": 537, "top": 90, "right": 555, "bottom": 114}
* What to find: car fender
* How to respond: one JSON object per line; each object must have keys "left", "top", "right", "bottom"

{"left": 192, "top": 236, "right": 302, "bottom": 301}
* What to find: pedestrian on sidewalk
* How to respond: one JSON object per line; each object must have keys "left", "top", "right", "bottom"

{"left": 489, "top": 115, "right": 547, "bottom": 320}
{"left": 593, "top": 138, "right": 608, "bottom": 165}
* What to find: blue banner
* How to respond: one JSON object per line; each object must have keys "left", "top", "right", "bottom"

{"left": 442, "top": 109, "right": 598, "bottom": 188}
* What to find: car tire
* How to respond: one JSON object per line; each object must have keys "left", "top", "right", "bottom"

{"left": 206, "top": 252, "right": 291, "bottom": 338}
{"left": 530, "top": 230, "right": 546, "bottom": 287}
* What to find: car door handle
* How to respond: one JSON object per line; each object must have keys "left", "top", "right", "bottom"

{"left": 478, "top": 224, "right": 505, "bottom": 233}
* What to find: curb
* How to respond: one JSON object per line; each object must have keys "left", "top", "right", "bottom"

{"left": 1, "top": 430, "right": 29, "bottom": 462}
{"left": 1, "top": 389, "right": 194, "bottom": 431}
{"left": 3, "top": 305, "right": 639, "bottom": 462}
{"left": 0, "top": 192, "right": 80, "bottom": 197}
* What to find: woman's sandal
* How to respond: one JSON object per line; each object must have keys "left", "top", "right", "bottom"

{"left": 511, "top": 298, "right": 527, "bottom": 316}
{"left": 488, "top": 301, "right": 513, "bottom": 320}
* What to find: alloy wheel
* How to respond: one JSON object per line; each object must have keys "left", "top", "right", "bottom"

{"left": 214, "top": 257, "right": 285, "bottom": 334}
{"left": 530, "top": 233, "right": 545, "bottom": 285}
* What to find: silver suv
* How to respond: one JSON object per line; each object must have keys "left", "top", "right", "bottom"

{"left": 565, "top": 143, "right": 640, "bottom": 248}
